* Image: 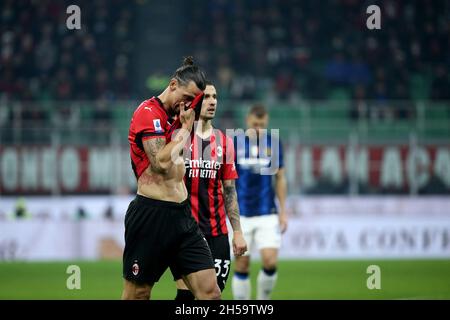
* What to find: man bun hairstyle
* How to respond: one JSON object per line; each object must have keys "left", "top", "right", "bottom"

{"left": 173, "top": 56, "right": 206, "bottom": 90}
{"left": 182, "top": 56, "right": 194, "bottom": 66}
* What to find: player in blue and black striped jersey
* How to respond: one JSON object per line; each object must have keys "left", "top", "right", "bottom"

{"left": 231, "top": 104, "right": 288, "bottom": 300}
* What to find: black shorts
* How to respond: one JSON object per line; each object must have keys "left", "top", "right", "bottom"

{"left": 123, "top": 195, "right": 215, "bottom": 285}
{"left": 172, "top": 234, "right": 231, "bottom": 292}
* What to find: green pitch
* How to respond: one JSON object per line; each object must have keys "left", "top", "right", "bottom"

{"left": 0, "top": 260, "right": 449, "bottom": 300}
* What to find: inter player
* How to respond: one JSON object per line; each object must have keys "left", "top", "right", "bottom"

{"left": 122, "top": 57, "right": 221, "bottom": 300}
{"left": 231, "top": 105, "right": 288, "bottom": 300}
{"left": 173, "top": 82, "right": 247, "bottom": 300}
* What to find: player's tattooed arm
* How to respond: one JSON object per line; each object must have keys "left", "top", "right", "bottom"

{"left": 223, "top": 179, "right": 247, "bottom": 256}
{"left": 223, "top": 179, "right": 242, "bottom": 232}
{"left": 143, "top": 128, "right": 190, "bottom": 175}
{"left": 143, "top": 137, "right": 169, "bottom": 174}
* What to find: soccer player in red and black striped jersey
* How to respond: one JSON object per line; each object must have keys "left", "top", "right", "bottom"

{"left": 173, "top": 82, "right": 248, "bottom": 300}
{"left": 122, "top": 57, "right": 225, "bottom": 300}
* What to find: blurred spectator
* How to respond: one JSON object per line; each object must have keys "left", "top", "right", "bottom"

{"left": 274, "top": 69, "right": 295, "bottom": 101}
{"left": 431, "top": 65, "right": 450, "bottom": 100}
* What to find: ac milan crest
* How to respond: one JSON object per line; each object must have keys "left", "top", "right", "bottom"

{"left": 132, "top": 262, "right": 139, "bottom": 276}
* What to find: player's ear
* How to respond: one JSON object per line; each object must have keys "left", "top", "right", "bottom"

{"left": 169, "top": 78, "right": 178, "bottom": 91}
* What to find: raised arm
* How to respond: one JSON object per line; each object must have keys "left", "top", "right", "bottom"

{"left": 143, "top": 103, "right": 195, "bottom": 174}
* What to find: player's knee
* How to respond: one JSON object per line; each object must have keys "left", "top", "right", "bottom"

{"left": 196, "top": 283, "right": 221, "bottom": 300}
{"left": 262, "top": 255, "right": 277, "bottom": 270}
{"left": 207, "top": 284, "right": 222, "bottom": 300}
{"left": 134, "top": 287, "right": 151, "bottom": 300}
{"left": 122, "top": 288, "right": 150, "bottom": 300}
{"left": 235, "top": 257, "right": 250, "bottom": 273}
{"left": 122, "top": 280, "right": 151, "bottom": 300}
{"left": 121, "top": 289, "right": 132, "bottom": 300}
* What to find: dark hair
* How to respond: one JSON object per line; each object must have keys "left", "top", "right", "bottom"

{"left": 249, "top": 104, "right": 268, "bottom": 118}
{"left": 205, "top": 80, "right": 214, "bottom": 86}
{"left": 173, "top": 56, "right": 206, "bottom": 90}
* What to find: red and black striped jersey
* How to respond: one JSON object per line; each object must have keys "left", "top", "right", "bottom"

{"left": 184, "top": 128, "right": 238, "bottom": 237}
{"left": 128, "top": 97, "right": 171, "bottom": 179}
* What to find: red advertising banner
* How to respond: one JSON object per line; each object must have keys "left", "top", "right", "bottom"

{"left": 0, "top": 145, "right": 449, "bottom": 194}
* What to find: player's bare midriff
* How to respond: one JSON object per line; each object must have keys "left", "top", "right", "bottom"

{"left": 137, "top": 160, "right": 188, "bottom": 203}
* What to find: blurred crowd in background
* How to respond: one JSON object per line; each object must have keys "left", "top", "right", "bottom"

{"left": 0, "top": 0, "right": 448, "bottom": 128}
{"left": 186, "top": 0, "right": 449, "bottom": 119}
{"left": 0, "top": 0, "right": 134, "bottom": 133}
{"left": 0, "top": 0, "right": 133, "bottom": 102}
{"left": 0, "top": 0, "right": 448, "bottom": 198}
{"left": 1, "top": 1, "right": 448, "bottom": 100}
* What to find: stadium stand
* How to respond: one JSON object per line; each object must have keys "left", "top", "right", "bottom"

{"left": 0, "top": 0, "right": 448, "bottom": 194}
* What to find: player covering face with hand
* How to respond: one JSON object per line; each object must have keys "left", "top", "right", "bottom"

{"left": 172, "top": 82, "right": 247, "bottom": 301}
{"left": 122, "top": 57, "right": 221, "bottom": 300}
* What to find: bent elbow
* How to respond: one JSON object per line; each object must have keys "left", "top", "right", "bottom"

{"left": 153, "top": 155, "right": 170, "bottom": 174}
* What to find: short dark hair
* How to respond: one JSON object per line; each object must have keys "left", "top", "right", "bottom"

{"left": 249, "top": 104, "right": 268, "bottom": 118}
{"left": 173, "top": 56, "right": 206, "bottom": 91}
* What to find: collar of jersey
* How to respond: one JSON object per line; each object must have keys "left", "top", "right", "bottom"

{"left": 152, "top": 96, "right": 170, "bottom": 118}
{"left": 195, "top": 127, "right": 215, "bottom": 140}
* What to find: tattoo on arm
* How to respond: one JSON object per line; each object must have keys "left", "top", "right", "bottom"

{"left": 223, "top": 180, "right": 242, "bottom": 232}
{"left": 143, "top": 137, "right": 167, "bottom": 174}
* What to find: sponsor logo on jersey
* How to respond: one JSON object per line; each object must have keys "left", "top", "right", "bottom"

{"left": 185, "top": 158, "right": 222, "bottom": 179}
{"left": 185, "top": 158, "right": 222, "bottom": 170}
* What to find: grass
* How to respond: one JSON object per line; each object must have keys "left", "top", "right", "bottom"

{"left": 0, "top": 260, "right": 449, "bottom": 300}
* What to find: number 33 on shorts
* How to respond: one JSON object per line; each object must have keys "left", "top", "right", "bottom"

{"left": 214, "top": 259, "right": 231, "bottom": 277}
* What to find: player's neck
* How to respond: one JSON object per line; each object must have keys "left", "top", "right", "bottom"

{"left": 156, "top": 89, "right": 171, "bottom": 113}
{"left": 195, "top": 119, "right": 213, "bottom": 139}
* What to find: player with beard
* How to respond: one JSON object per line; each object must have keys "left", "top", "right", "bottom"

{"left": 172, "top": 82, "right": 247, "bottom": 300}
{"left": 122, "top": 57, "right": 222, "bottom": 300}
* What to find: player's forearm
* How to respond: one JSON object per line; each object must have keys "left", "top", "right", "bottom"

{"left": 223, "top": 182, "right": 242, "bottom": 233}
{"left": 276, "top": 174, "right": 287, "bottom": 212}
{"left": 156, "top": 126, "right": 191, "bottom": 171}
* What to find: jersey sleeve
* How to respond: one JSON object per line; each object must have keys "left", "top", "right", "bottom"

{"left": 133, "top": 106, "right": 166, "bottom": 142}
{"left": 222, "top": 136, "right": 239, "bottom": 180}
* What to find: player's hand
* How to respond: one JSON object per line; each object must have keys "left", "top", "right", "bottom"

{"left": 232, "top": 231, "right": 247, "bottom": 256}
{"left": 179, "top": 102, "right": 195, "bottom": 131}
{"left": 279, "top": 211, "right": 288, "bottom": 234}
